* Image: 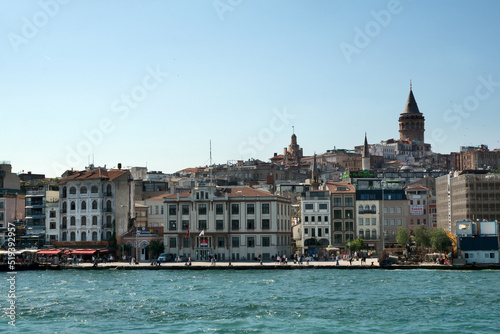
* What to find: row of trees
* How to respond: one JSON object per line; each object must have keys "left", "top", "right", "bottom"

{"left": 396, "top": 227, "right": 452, "bottom": 253}
{"left": 344, "top": 227, "right": 453, "bottom": 254}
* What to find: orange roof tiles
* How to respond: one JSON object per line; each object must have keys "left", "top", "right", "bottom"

{"left": 59, "top": 168, "right": 128, "bottom": 184}
{"left": 324, "top": 182, "right": 355, "bottom": 194}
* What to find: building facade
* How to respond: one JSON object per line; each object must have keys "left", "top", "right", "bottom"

{"left": 301, "top": 190, "right": 331, "bottom": 255}
{"left": 163, "top": 184, "right": 292, "bottom": 261}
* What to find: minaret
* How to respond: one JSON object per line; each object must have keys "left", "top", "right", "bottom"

{"left": 311, "top": 153, "right": 320, "bottom": 190}
{"left": 399, "top": 82, "right": 425, "bottom": 143}
{"left": 362, "top": 133, "right": 370, "bottom": 171}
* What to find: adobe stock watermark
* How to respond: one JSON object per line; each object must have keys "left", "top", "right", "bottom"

{"left": 429, "top": 74, "right": 500, "bottom": 150}
{"left": 6, "top": 222, "right": 17, "bottom": 327}
{"left": 213, "top": 0, "right": 243, "bottom": 21}
{"left": 340, "top": 0, "right": 403, "bottom": 64}
{"left": 51, "top": 65, "right": 168, "bottom": 175}
{"left": 7, "top": 0, "right": 72, "bottom": 54}
{"left": 238, "top": 108, "right": 295, "bottom": 157}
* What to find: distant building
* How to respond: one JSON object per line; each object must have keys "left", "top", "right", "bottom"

{"left": 451, "top": 144, "right": 500, "bottom": 171}
{"left": 324, "top": 182, "right": 356, "bottom": 250}
{"left": 300, "top": 189, "right": 331, "bottom": 256}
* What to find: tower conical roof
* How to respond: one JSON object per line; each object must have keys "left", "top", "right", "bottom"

{"left": 403, "top": 89, "right": 420, "bottom": 114}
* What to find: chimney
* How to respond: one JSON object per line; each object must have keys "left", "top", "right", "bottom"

{"left": 118, "top": 163, "right": 122, "bottom": 170}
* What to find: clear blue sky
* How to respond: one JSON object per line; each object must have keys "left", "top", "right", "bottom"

{"left": 2, "top": 0, "right": 500, "bottom": 177}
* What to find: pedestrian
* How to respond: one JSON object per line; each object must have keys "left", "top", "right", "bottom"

{"left": 349, "top": 257, "right": 353, "bottom": 265}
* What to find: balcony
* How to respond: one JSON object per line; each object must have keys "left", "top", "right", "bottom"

{"left": 104, "top": 207, "right": 113, "bottom": 213}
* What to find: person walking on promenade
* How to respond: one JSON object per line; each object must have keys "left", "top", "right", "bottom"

{"left": 349, "top": 256, "right": 353, "bottom": 265}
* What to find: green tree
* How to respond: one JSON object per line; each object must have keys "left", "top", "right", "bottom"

{"left": 396, "top": 227, "right": 410, "bottom": 246}
{"left": 431, "top": 228, "right": 452, "bottom": 252}
{"left": 413, "top": 226, "right": 431, "bottom": 248}
{"left": 346, "top": 238, "right": 364, "bottom": 252}
{"left": 149, "top": 240, "right": 165, "bottom": 258}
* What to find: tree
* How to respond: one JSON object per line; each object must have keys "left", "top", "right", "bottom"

{"left": 346, "top": 238, "right": 364, "bottom": 253}
{"left": 413, "top": 226, "right": 431, "bottom": 248}
{"left": 396, "top": 227, "right": 410, "bottom": 247}
{"left": 149, "top": 240, "right": 165, "bottom": 258}
{"left": 431, "top": 228, "right": 452, "bottom": 253}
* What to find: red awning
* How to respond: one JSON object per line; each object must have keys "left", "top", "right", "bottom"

{"left": 71, "top": 249, "right": 97, "bottom": 255}
{"left": 37, "top": 250, "right": 63, "bottom": 255}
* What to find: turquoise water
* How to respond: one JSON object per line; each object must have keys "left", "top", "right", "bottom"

{"left": 1, "top": 269, "right": 499, "bottom": 333}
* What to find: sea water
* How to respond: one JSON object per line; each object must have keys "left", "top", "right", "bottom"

{"left": 1, "top": 269, "right": 499, "bottom": 333}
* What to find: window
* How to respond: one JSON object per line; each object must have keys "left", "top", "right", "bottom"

{"left": 81, "top": 231, "right": 86, "bottom": 241}
{"left": 334, "top": 222, "right": 342, "bottom": 231}
{"left": 70, "top": 232, "right": 76, "bottom": 241}
{"left": 231, "top": 219, "right": 239, "bottom": 230}
{"left": 305, "top": 204, "right": 313, "bottom": 210}
{"left": 384, "top": 207, "right": 388, "bottom": 214}
{"left": 247, "top": 237, "right": 255, "bottom": 247}
{"left": 232, "top": 237, "right": 239, "bottom": 247}
{"left": 155, "top": 206, "right": 159, "bottom": 214}
{"left": 218, "top": 237, "right": 225, "bottom": 248}
{"left": 169, "top": 237, "right": 177, "bottom": 248}
{"left": 304, "top": 216, "right": 309, "bottom": 222}
{"left": 345, "top": 210, "right": 353, "bottom": 219}
{"left": 70, "top": 216, "right": 76, "bottom": 226}
{"left": 247, "top": 219, "right": 255, "bottom": 230}
{"left": 311, "top": 216, "right": 315, "bottom": 222}
{"left": 359, "top": 218, "right": 363, "bottom": 226}
{"left": 325, "top": 227, "right": 329, "bottom": 235}
{"left": 69, "top": 187, "right": 77, "bottom": 194}
{"left": 359, "top": 229, "right": 364, "bottom": 238}
{"left": 358, "top": 205, "right": 363, "bottom": 214}
{"left": 198, "top": 220, "right": 207, "bottom": 230}
{"left": 365, "top": 218, "right": 370, "bottom": 226}
{"left": 311, "top": 228, "right": 316, "bottom": 237}
{"left": 80, "top": 186, "right": 87, "bottom": 194}
{"left": 92, "top": 232, "right": 98, "bottom": 241}
{"left": 262, "top": 237, "right": 270, "bottom": 247}
{"left": 81, "top": 201, "right": 87, "bottom": 211}
{"left": 169, "top": 221, "right": 177, "bottom": 230}
{"left": 333, "top": 197, "right": 342, "bottom": 207}
{"left": 216, "top": 220, "right": 224, "bottom": 230}
{"left": 262, "top": 203, "right": 270, "bottom": 214}
{"left": 262, "top": 219, "right": 270, "bottom": 229}
{"left": 106, "top": 215, "right": 111, "bottom": 227}
{"left": 372, "top": 218, "right": 376, "bottom": 225}
{"left": 333, "top": 210, "right": 342, "bottom": 219}
{"left": 50, "top": 222, "right": 56, "bottom": 229}
{"left": 384, "top": 219, "right": 388, "bottom": 226}
{"left": 92, "top": 216, "right": 98, "bottom": 225}
{"left": 247, "top": 204, "right": 255, "bottom": 215}
{"left": 81, "top": 216, "right": 87, "bottom": 226}
{"left": 324, "top": 216, "right": 329, "bottom": 222}
{"left": 0, "top": 201, "right": 3, "bottom": 209}
{"left": 161, "top": 206, "right": 164, "bottom": 215}
{"left": 371, "top": 205, "right": 376, "bottom": 213}
{"left": 304, "top": 228, "right": 309, "bottom": 234}
{"left": 91, "top": 186, "right": 98, "bottom": 193}
{"left": 231, "top": 204, "right": 239, "bottom": 215}
{"left": 198, "top": 204, "right": 207, "bottom": 215}
{"left": 345, "top": 197, "right": 353, "bottom": 206}
{"left": 62, "top": 232, "right": 67, "bottom": 241}
{"left": 319, "top": 203, "right": 328, "bottom": 210}
{"left": 372, "top": 229, "right": 377, "bottom": 239}
{"left": 92, "top": 200, "right": 98, "bottom": 210}
{"left": 216, "top": 204, "right": 223, "bottom": 215}
{"left": 390, "top": 207, "right": 395, "bottom": 214}
{"left": 345, "top": 221, "right": 354, "bottom": 231}
{"left": 169, "top": 205, "right": 177, "bottom": 215}
{"left": 365, "top": 229, "right": 371, "bottom": 239}
{"left": 182, "top": 205, "right": 190, "bottom": 215}
{"left": 397, "top": 219, "right": 402, "bottom": 226}
{"left": 182, "top": 220, "right": 189, "bottom": 231}
{"left": 62, "top": 217, "right": 67, "bottom": 228}
{"left": 397, "top": 207, "right": 402, "bottom": 214}
{"left": 318, "top": 228, "right": 322, "bottom": 237}
{"left": 70, "top": 201, "right": 76, "bottom": 211}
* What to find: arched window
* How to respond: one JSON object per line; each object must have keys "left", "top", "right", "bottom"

{"left": 92, "top": 216, "right": 98, "bottom": 225}
{"left": 106, "top": 184, "right": 112, "bottom": 195}
{"left": 359, "top": 229, "right": 364, "bottom": 238}
{"left": 364, "top": 205, "right": 370, "bottom": 212}
{"left": 371, "top": 205, "right": 376, "bottom": 214}
{"left": 105, "top": 231, "right": 112, "bottom": 241}
{"left": 358, "top": 205, "right": 363, "bottom": 214}
{"left": 70, "top": 201, "right": 75, "bottom": 211}
{"left": 366, "top": 229, "right": 371, "bottom": 239}
{"left": 81, "top": 231, "right": 86, "bottom": 241}
{"left": 70, "top": 216, "right": 76, "bottom": 225}
{"left": 62, "top": 201, "right": 67, "bottom": 213}
{"left": 62, "top": 216, "right": 67, "bottom": 228}
{"left": 70, "top": 232, "right": 76, "bottom": 241}
{"left": 92, "top": 200, "right": 98, "bottom": 210}
{"left": 92, "top": 232, "right": 98, "bottom": 241}
{"left": 69, "top": 186, "right": 76, "bottom": 194}
{"left": 106, "top": 200, "right": 112, "bottom": 211}
{"left": 62, "top": 186, "right": 67, "bottom": 198}
{"left": 372, "top": 229, "right": 377, "bottom": 239}
{"left": 80, "top": 186, "right": 87, "bottom": 194}
{"left": 106, "top": 215, "right": 112, "bottom": 227}
{"left": 62, "top": 232, "right": 67, "bottom": 241}
{"left": 81, "top": 201, "right": 87, "bottom": 211}
{"left": 81, "top": 216, "right": 87, "bottom": 226}
{"left": 91, "top": 185, "right": 98, "bottom": 194}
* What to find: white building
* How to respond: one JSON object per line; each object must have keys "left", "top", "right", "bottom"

{"left": 163, "top": 184, "right": 292, "bottom": 261}
{"left": 301, "top": 190, "right": 331, "bottom": 255}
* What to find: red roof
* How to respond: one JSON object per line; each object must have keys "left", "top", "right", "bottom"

{"left": 59, "top": 168, "right": 128, "bottom": 184}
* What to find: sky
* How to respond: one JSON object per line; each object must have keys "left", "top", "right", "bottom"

{"left": 1, "top": 0, "right": 500, "bottom": 177}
